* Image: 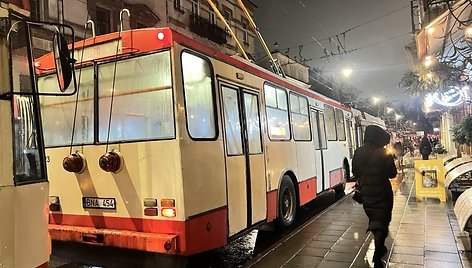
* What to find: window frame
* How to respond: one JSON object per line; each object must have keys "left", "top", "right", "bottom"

{"left": 324, "top": 104, "right": 337, "bottom": 141}
{"left": 264, "top": 82, "right": 291, "bottom": 141}
{"left": 335, "top": 108, "right": 346, "bottom": 141}
{"left": 289, "top": 92, "right": 311, "bottom": 142}
{"left": 191, "top": 0, "right": 200, "bottom": 15}
{"left": 174, "top": 0, "right": 183, "bottom": 11}
{"left": 221, "top": 85, "right": 244, "bottom": 156}
{"left": 181, "top": 49, "right": 219, "bottom": 141}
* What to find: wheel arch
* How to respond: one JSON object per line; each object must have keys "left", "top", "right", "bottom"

{"left": 278, "top": 169, "right": 300, "bottom": 207}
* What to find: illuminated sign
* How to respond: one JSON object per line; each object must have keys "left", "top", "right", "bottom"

{"left": 431, "top": 86, "right": 470, "bottom": 107}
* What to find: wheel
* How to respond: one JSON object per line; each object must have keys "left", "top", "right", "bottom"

{"left": 277, "top": 175, "right": 297, "bottom": 228}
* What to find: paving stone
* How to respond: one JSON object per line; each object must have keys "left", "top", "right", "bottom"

{"left": 283, "top": 255, "right": 321, "bottom": 267}
{"left": 305, "top": 240, "right": 335, "bottom": 249}
{"left": 391, "top": 246, "right": 424, "bottom": 255}
{"left": 389, "top": 253, "right": 424, "bottom": 265}
{"left": 424, "top": 251, "right": 461, "bottom": 263}
{"left": 316, "top": 260, "right": 352, "bottom": 268}
{"left": 424, "top": 259, "right": 462, "bottom": 268}
{"left": 387, "top": 263, "right": 423, "bottom": 268}
{"left": 297, "top": 247, "right": 329, "bottom": 257}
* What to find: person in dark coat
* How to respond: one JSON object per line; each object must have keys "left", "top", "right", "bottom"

{"left": 352, "top": 125, "right": 397, "bottom": 265}
{"left": 419, "top": 134, "right": 432, "bottom": 160}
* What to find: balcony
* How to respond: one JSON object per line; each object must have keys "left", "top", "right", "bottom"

{"left": 189, "top": 14, "right": 227, "bottom": 45}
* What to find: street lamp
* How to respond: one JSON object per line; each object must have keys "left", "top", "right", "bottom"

{"left": 386, "top": 107, "right": 393, "bottom": 114}
{"left": 395, "top": 114, "right": 402, "bottom": 120}
{"left": 342, "top": 68, "right": 353, "bottom": 78}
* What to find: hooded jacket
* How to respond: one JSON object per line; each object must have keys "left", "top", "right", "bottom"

{"left": 352, "top": 125, "right": 397, "bottom": 231}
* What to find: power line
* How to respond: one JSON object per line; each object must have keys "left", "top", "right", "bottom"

{"left": 279, "top": 4, "right": 410, "bottom": 52}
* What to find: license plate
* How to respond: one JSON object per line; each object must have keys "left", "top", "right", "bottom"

{"left": 82, "top": 197, "right": 116, "bottom": 209}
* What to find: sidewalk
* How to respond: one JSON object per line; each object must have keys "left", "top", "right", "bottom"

{"left": 249, "top": 156, "right": 472, "bottom": 268}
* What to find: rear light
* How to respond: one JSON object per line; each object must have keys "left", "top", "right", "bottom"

{"left": 157, "top": 32, "right": 165, "bottom": 40}
{"left": 144, "top": 208, "right": 158, "bottom": 216}
{"left": 144, "top": 198, "right": 157, "bottom": 207}
{"left": 161, "top": 208, "right": 176, "bottom": 218}
{"left": 49, "top": 196, "right": 61, "bottom": 212}
{"left": 164, "top": 241, "right": 172, "bottom": 251}
{"left": 161, "top": 199, "right": 175, "bottom": 207}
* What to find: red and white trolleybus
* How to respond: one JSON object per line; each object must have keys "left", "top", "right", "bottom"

{"left": 37, "top": 27, "right": 357, "bottom": 259}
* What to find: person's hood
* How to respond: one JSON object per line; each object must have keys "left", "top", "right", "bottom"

{"left": 364, "top": 125, "right": 390, "bottom": 148}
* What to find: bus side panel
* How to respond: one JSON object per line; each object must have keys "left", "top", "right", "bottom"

{"left": 265, "top": 142, "right": 296, "bottom": 191}
{"left": 295, "top": 141, "right": 317, "bottom": 204}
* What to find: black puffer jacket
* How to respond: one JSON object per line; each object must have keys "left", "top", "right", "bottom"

{"left": 352, "top": 125, "right": 397, "bottom": 231}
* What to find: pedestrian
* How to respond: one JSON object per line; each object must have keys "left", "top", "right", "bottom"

{"left": 393, "top": 140, "right": 404, "bottom": 167}
{"left": 419, "top": 134, "right": 432, "bottom": 160}
{"left": 352, "top": 125, "right": 397, "bottom": 267}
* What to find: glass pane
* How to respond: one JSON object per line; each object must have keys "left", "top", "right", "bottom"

{"left": 13, "top": 96, "right": 45, "bottom": 183}
{"left": 346, "top": 119, "right": 353, "bottom": 158}
{"left": 99, "top": 52, "right": 174, "bottom": 142}
{"left": 319, "top": 113, "right": 328, "bottom": 149}
{"left": 311, "top": 111, "right": 320, "bottom": 149}
{"left": 335, "top": 108, "right": 346, "bottom": 141}
{"left": 300, "top": 97, "right": 308, "bottom": 115}
{"left": 222, "top": 87, "right": 243, "bottom": 155}
{"left": 276, "top": 88, "right": 287, "bottom": 110}
{"left": 182, "top": 52, "right": 216, "bottom": 139}
{"left": 290, "top": 94, "right": 300, "bottom": 114}
{"left": 39, "top": 67, "right": 94, "bottom": 147}
{"left": 244, "top": 93, "right": 262, "bottom": 154}
{"left": 264, "top": 84, "right": 276, "bottom": 107}
{"left": 267, "top": 107, "right": 290, "bottom": 140}
{"left": 324, "top": 105, "right": 336, "bottom": 141}
{"left": 293, "top": 114, "right": 310, "bottom": 141}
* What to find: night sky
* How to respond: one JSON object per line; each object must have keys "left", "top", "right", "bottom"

{"left": 253, "top": 0, "right": 414, "bottom": 103}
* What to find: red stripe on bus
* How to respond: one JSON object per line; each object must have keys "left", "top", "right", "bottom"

{"left": 49, "top": 207, "right": 227, "bottom": 256}
{"left": 266, "top": 190, "right": 278, "bottom": 222}
{"left": 299, "top": 177, "right": 317, "bottom": 206}
{"left": 329, "top": 168, "right": 344, "bottom": 188}
{"left": 37, "top": 262, "right": 48, "bottom": 268}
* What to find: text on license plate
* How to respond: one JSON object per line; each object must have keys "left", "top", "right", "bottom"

{"left": 82, "top": 197, "right": 116, "bottom": 209}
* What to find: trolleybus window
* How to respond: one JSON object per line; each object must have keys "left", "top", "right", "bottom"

{"left": 311, "top": 110, "right": 320, "bottom": 149}
{"left": 346, "top": 119, "right": 354, "bottom": 158}
{"left": 264, "top": 83, "right": 290, "bottom": 140}
{"left": 98, "top": 52, "right": 173, "bottom": 142}
{"left": 290, "top": 93, "right": 311, "bottom": 141}
{"left": 182, "top": 51, "right": 216, "bottom": 139}
{"left": 324, "top": 104, "right": 337, "bottom": 141}
{"left": 244, "top": 93, "right": 262, "bottom": 154}
{"left": 335, "top": 108, "right": 346, "bottom": 141}
{"left": 13, "top": 96, "right": 45, "bottom": 184}
{"left": 318, "top": 113, "right": 328, "bottom": 149}
{"left": 222, "top": 86, "right": 243, "bottom": 155}
{"left": 39, "top": 67, "right": 94, "bottom": 147}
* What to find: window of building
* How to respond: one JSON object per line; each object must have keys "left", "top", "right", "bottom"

{"left": 290, "top": 93, "right": 311, "bottom": 141}
{"left": 222, "top": 6, "right": 232, "bottom": 21}
{"left": 265, "top": 83, "right": 290, "bottom": 140}
{"left": 96, "top": 6, "right": 111, "bottom": 35}
{"left": 191, "top": 0, "right": 200, "bottom": 15}
{"left": 174, "top": 0, "right": 183, "bottom": 11}
{"left": 209, "top": 9, "right": 216, "bottom": 24}
{"left": 182, "top": 51, "right": 217, "bottom": 139}
{"left": 335, "top": 108, "right": 346, "bottom": 141}
{"left": 242, "top": 18, "right": 249, "bottom": 43}
{"left": 98, "top": 52, "right": 174, "bottom": 142}
{"left": 324, "top": 104, "right": 337, "bottom": 141}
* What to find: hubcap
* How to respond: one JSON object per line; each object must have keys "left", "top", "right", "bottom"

{"left": 282, "top": 188, "right": 293, "bottom": 221}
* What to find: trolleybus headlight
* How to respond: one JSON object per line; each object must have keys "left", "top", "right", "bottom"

{"left": 63, "top": 152, "right": 86, "bottom": 173}
{"left": 49, "top": 196, "right": 61, "bottom": 212}
{"left": 99, "top": 151, "right": 123, "bottom": 173}
{"left": 161, "top": 208, "right": 176, "bottom": 218}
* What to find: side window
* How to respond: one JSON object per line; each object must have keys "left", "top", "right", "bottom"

{"left": 318, "top": 113, "right": 328, "bottom": 149}
{"left": 222, "top": 86, "right": 243, "bottom": 155}
{"left": 244, "top": 93, "right": 262, "bottom": 154}
{"left": 290, "top": 93, "right": 311, "bottom": 141}
{"left": 98, "top": 52, "right": 174, "bottom": 142}
{"left": 311, "top": 110, "right": 320, "bottom": 149}
{"left": 335, "top": 108, "right": 346, "bottom": 141}
{"left": 182, "top": 51, "right": 217, "bottom": 139}
{"left": 264, "top": 84, "right": 290, "bottom": 140}
{"left": 346, "top": 119, "right": 354, "bottom": 158}
{"left": 324, "top": 104, "right": 337, "bottom": 141}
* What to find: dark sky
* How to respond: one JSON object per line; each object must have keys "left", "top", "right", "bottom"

{"left": 252, "top": 0, "right": 414, "bottom": 103}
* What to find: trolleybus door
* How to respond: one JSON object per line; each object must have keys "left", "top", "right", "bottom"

{"left": 310, "top": 109, "right": 328, "bottom": 192}
{"left": 221, "top": 84, "right": 266, "bottom": 236}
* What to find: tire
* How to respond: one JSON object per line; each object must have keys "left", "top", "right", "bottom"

{"left": 277, "top": 175, "right": 297, "bottom": 228}
{"left": 334, "top": 163, "right": 349, "bottom": 196}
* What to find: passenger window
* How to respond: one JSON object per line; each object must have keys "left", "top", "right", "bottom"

{"left": 244, "top": 93, "right": 262, "bottom": 154}
{"left": 182, "top": 51, "right": 217, "bottom": 139}
{"left": 264, "top": 84, "right": 290, "bottom": 140}
{"left": 290, "top": 94, "right": 311, "bottom": 141}
{"left": 324, "top": 104, "right": 336, "bottom": 141}
{"left": 335, "top": 108, "right": 346, "bottom": 141}
{"left": 311, "top": 110, "right": 320, "bottom": 149}
{"left": 222, "top": 86, "right": 243, "bottom": 155}
{"left": 318, "top": 113, "right": 328, "bottom": 149}
{"left": 98, "top": 52, "right": 174, "bottom": 142}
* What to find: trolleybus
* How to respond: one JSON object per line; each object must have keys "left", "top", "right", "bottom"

{"left": 37, "top": 27, "right": 358, "bottom": 261}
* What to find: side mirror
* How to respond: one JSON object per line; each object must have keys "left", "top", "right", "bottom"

{"left": 52, "top": 32, "right": 72, "bottom": 92}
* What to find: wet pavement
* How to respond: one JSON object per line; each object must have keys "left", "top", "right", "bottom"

{"left": 247, "top": 155, "right": 472, "bottom": 268}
